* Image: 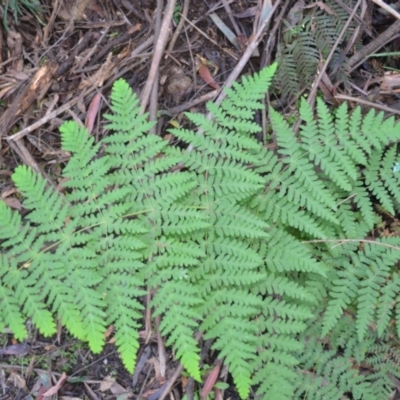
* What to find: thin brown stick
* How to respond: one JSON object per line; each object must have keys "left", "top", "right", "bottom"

{"left": 157, "top": 332, "right": 203, "bottom": 400}
{"left": 334, "top": 94, "right": 400, "bottom": 116}
{"left": 140, "top": 0, "right": 177, "bottom": 113}
{"left": 348, "top": 20, "right": 400, "bottom": 70}
{"left": 260, "top": 0, "right": 290, "bottom": 68}
{"left": 88, "top": 25, "right": 141, "bottom": 67}
{"left": 8, "top": 139, "right": 57, "bottom": 187}
{"left": 149, "top": 0, "right": 164, "bottom": 134}
{"left": 43, "top": 0, "right": 63, "bottom": 43}
{"left": 129, "top": 35, "right": 155, "bottom": 58}
{"left": 166, "top": 0, "right": 190, "bottom": 54}
{"left": 155, "top": 315, "right": 167, "bottom": 378}
{"left": 75, "top": 28, "right": 110, "bottom": 70}
{"left": 221, "top": 0, "right": 242, "bottom": 37}
{"left": 180, "top": 15, "right": 238, "bottom": 60}
{"left": 369, "top": 0, "right": 400, "bottom": 20}
{"left": 183, "top": 0, "right": 281, "bottom": 154}
{"left": 7, "top": 89, "right": 93, "bottom": 142}
{"left": 158, "top": 365, "right": 184, "bottom": 400}
{"left": 212, "top": 0, "right": 282, "bottom": 107}
{"left": 179, "top": 0, "right": 235, "bottom": 36}
{"left": 332, "top": 0, "right": 372, "bottom": 35}
{"left": 169, "top": 90, "right": 219, "bottom": 114}
{"left": 307, "top": 0, "right": 362, "bottom": 108}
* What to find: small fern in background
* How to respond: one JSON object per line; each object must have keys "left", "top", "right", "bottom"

{"left": 274, "top": 0, "right": 357, "bottom": 99}
{"left": 2, "top": 63, "right": 400, "bottom": 399}
{"left": 1, "top": 0, "right": 43, "bottom": 30}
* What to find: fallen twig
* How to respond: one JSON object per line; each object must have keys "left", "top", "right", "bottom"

{"left": 307, "top": 0, "right": 362, "bottom": 108}
{"left": 334, "top": 93, "right": 400, "bottom": 116}
{"left": 213, "top": 0, "right": 281, "bottom": 107}
{"left": 349, "top": 20, "right": 400, "bottom": 70}
{"left": 166, "top": 0, "right": 190, "bottom": 54}
{"left": 140, "top": 0, "right": 177, "bottom": 113}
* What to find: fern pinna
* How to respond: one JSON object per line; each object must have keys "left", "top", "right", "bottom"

{"left": 2, "top": 64, "right": 400, "bottom": 399}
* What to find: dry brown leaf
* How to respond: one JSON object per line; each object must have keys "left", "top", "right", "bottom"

{"left": 305, "top": 1, "right": 336, "bottom": 15}
{"left": 109, "top": 380, "right": 129, "bottom": 396}
{"left": 1, "top": 188, "right": 16, "bottom": 198}
{"left": 78, "top": 53, "right": 115, "bottom": 90}
{"left": 201, "top": 362, "right": 221, "bottom": 398}
{"left": 99, "top": 375, "right": 130, "bottom": 396}
{"left": 0, "top": 62, "right": 57, "bottom": 137}
{"left": 198, "top": 64, "right": 221, "bottom": 90}
{"left": 43, "top": 372, "right": 67, "bottom": 397}
{"left": 214, "top": 388, "right": 224, "bottom": 400}
{"left": 99, "top": 375, "right": 115, "bottom": 392}
{"left": 8, "top": 70, "right": 30, "bottom": 80}
{"left": 8, "top": 372, "right": 27, "bottom": 390}
{"left": 381, "top": 72, "right": 400, "bottom": 90}
{"left": 104, "top": 325, "right": 115, "bottom": 338}
{"left": 0, "top": 343, "right": 30, "bottom": 356}
{"left": 233, "top": 6, "right": 258, "bottom": 18}
{"left": 85, "top": 93, "right": 101, "bottom": 134}
{"left": 3, "top": 197, "right": 22, "bottom": 211}
{"left": 0, "top": 85, "right": 14, "bottom": 101}
{"left": 84, "top": 381, "right": 100, "bottom": 400}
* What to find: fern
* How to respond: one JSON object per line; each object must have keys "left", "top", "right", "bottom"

{"left": 274, "top": 0, "right": 360, "bottom": 98}
{"left": 2, "top": 63, "right": 400, "bottom": 399}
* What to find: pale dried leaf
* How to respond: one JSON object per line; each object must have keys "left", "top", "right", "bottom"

{"left": 99, "top": 375, "right": 115, "bottom": 392}
{"left": 201, "top": 363, "right": 221, "bottom": 398}
{"left": 43, "top": 372, "right": 67, "bottom": 397}
{"left": 85, "top": 93, "right": 102, "bottom": 134}
{"left": 8, "top": 372, "right": 27, "bottom": 390}
{"left": 381, "top": 72, "right": 400, "bottom": 90}
{"left": 305, "top": 1, "right": 336, "bottom": 15}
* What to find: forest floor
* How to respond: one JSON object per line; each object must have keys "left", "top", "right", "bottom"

{"left": 1, "top": 0, "right": 400, "bottom": 398}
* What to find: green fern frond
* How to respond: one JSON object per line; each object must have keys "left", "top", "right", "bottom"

{"left": 364, "top": 150, "right": 395, "bottom": 214}
{"left": 225, "top": 63, "right": 277, "bottom": 104}
{"left": 0, "top": 256, "right": 28, "bottom": 340}
{"left": 153, "top": 281, "right": 202, "bottom": 380}
{"left": 3, "top": 63, "right": 400, "bottom": 400}
{"left": 104, "top": 79, "right": 155, "bottom": 135}
{"left": 315, "top": 99, "right": 357, "bottom": 187}
{"left": 270, "top": 107, "right": 338, "bottom": 212}
{"left": 376, "top": 273, "right": 400, "bottom": 337}
{"left": 214, "top": 322, "right": 254, "bottom": 399}
{"left": 274, "top": 2, "right": 360, "bottom": 98}
{"left": 13, "top": 166, "right": 67, "bottom": 233}
{"left": 321, "top": 260, "right": 359, "bottom": 336}
{"left": 265, "top": 228, "right": 327, "bottom": 275}
{"left": 274, "top": 46, "right": 299, "bottom": 98}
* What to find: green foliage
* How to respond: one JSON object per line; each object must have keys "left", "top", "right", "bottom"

{"left": 274, "top": 0, "right": 358, "bottom": 98}
{"left": 1, "top": 0, "right": 43, "bottom": 30}
{"left": 1, "top": 63, "right": 400, "bottom": 399}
